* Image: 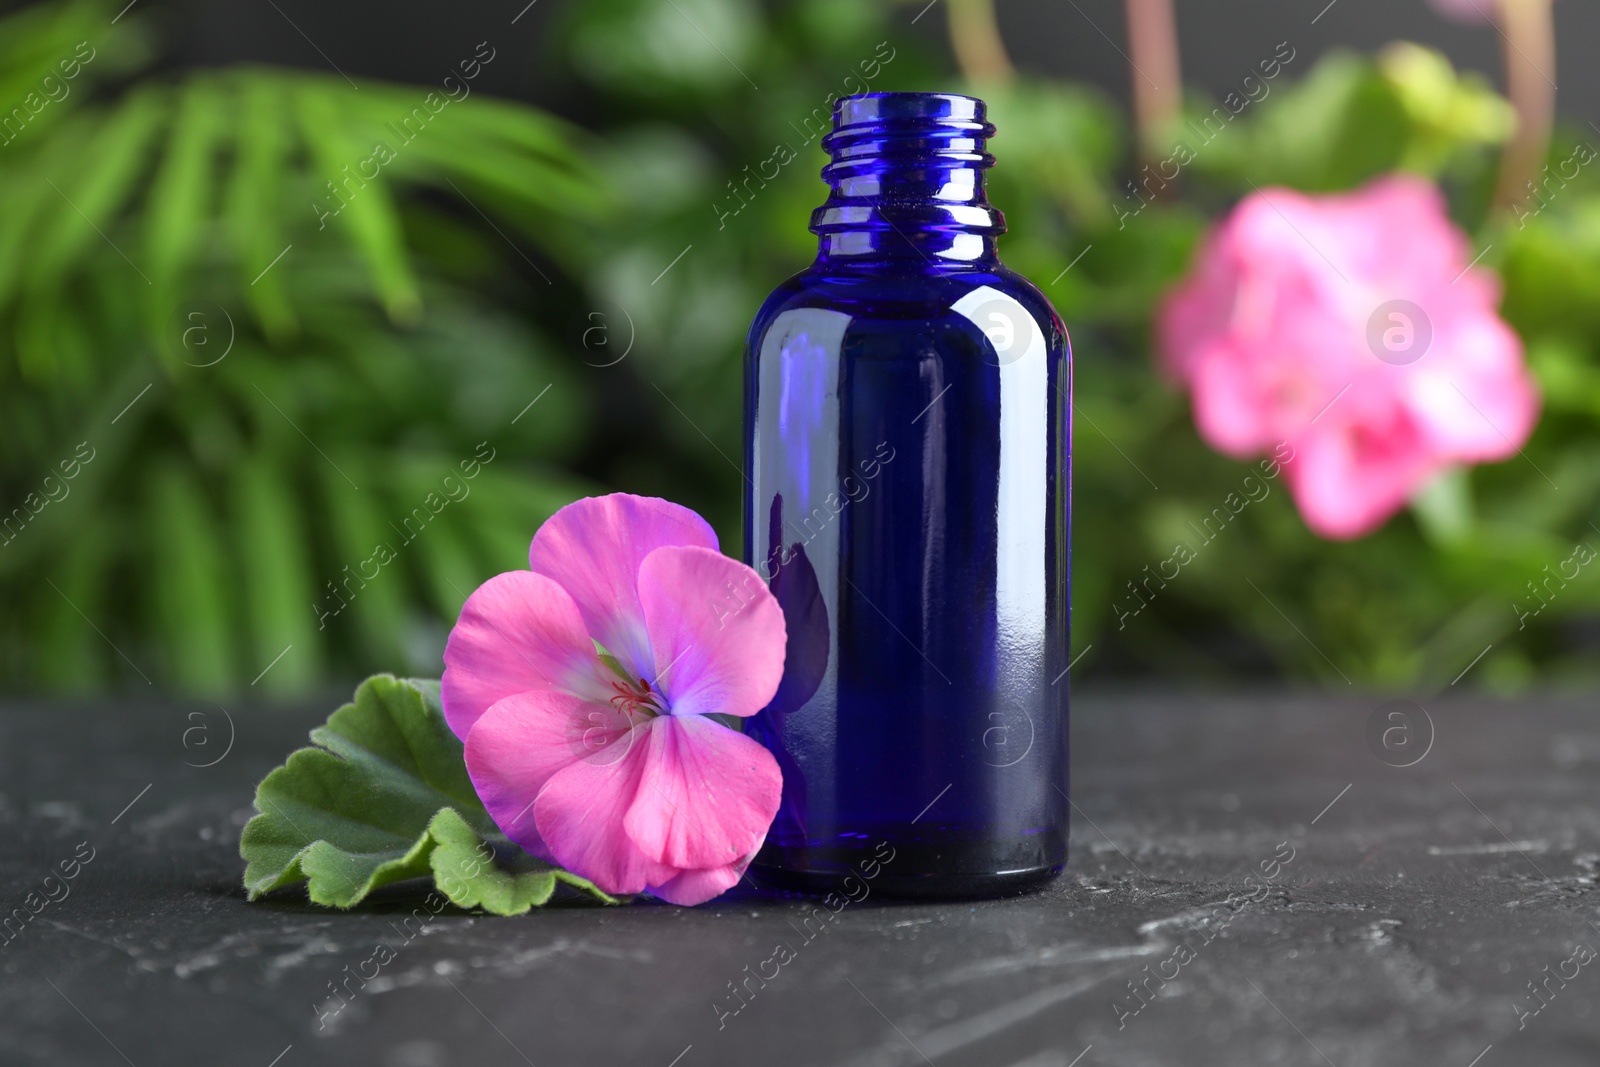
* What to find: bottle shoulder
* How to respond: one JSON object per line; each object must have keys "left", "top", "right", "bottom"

{"left": 757, "top": 262, "right": 1050, "bottom": 309}
{"left": 748, "top": 262, "right": 1068, "bottom": 355}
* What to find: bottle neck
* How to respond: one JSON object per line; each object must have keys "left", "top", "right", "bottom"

{"left": 810, "top": 93, "right": 1005, "bottom": 271}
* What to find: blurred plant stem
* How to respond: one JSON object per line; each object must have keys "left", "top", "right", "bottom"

{"left": 1492, "top": 0, "right": 1555, "bottom": 210}
{"left": 946, "top": 0, "right": 1013, "bottom": 83}
{"left": 1124, "top": 0, "right": 1181, "bottom": 170}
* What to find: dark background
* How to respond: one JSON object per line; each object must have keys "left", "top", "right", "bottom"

{"left": 155, "top": 0, "right": 1596, "bottom": 125}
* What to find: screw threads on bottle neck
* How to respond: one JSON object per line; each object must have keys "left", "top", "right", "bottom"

{"left": 811, "top": 92, "right": 1005, "bottom": 265}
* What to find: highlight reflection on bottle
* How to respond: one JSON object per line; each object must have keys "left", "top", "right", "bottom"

{"left": 742, "top": 92, "right": 1071, "bottom": 898}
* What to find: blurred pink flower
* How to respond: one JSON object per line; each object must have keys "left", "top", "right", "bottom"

{"left": 1426, "top": 0, "right": 1558, "bottom": 24}
{"left": 1433, "top": 0, "right": 1555, "bottom": 23}
{"left": 443, "top": 494, "right": 786, "bottom": 905}
{"left": 1426, "top": 0, "right": 1497, "bottom": 22}
{"left": 1157, "top": 174, "right": 1539, "bottom": 539}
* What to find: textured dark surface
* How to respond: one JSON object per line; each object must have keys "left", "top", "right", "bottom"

{"left": 2, "top": 690, "right": 1598, "bottom": 1067}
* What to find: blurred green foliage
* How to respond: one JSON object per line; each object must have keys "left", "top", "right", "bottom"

{"left": 0, "top": 0, "right": 602, "bottom": 694}
{"left": 4, "top": 0, "right": 1599, "bottom": 696}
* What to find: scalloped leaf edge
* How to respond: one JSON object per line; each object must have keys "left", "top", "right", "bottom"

{"left": 240, "top": 674, "right": 619, "bottom": 913}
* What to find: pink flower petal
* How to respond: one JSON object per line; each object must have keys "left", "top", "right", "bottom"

{"left": 649, "top": 857, "right": 754, "bottom": 906}
{"left": 441, "top": 571, "right": 610, "bottom": 739}
{"left": 528, "top": 494, "right": 719, "bottom": 682}
{"left": 1411, "top": 319, "right": 1539, "bottom": 458}
{"left": 1188, "top": 340, "right": 1278, "bottom": 455}
{"left": 464, "top": 690, "right": 640, "bottom": 860}
{"left": 1288, "top": 414, "right": 1436, "bottom": 539}
{"left": 636, "top": 546, "right": 786, "bottom": 719}
{"left": 623, "top": 713, "right": 781, "bottom": 871}
{"left": 533, "top": 720, "right": 675, "bottom": 896}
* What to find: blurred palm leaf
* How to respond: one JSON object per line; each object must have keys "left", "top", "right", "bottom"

{"left": 0, "top": 0, "right": 604, "bottom": 696}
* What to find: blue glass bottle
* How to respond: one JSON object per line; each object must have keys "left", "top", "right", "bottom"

{"left": 743, "top": 92, "right": 1070, "bottom": 897}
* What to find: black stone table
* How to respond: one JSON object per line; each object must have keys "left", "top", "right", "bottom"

{"left": 3, "top": 690, "right": 1598, "bottom": 1067}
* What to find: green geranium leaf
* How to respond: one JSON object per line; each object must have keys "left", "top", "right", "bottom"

{"left": 241, "top": 674, "right": 618, "bottom": 913}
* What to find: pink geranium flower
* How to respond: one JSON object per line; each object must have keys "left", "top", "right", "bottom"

{"left": 442, "top": 494, "right": 786, "bottom": 905}
{"left": 1158, "top": 174, "right": 1539, "bottom": 539}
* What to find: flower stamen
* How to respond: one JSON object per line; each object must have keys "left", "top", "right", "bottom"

{"left": 607, "top": 675, "right": 666, "bottom": 720}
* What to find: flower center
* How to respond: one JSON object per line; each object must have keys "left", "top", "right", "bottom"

{"left": 607, "top": 675, "right": 666, "bottom": 720}
{"left": 593, "top": 643, "right": 669, "bottom": 722}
